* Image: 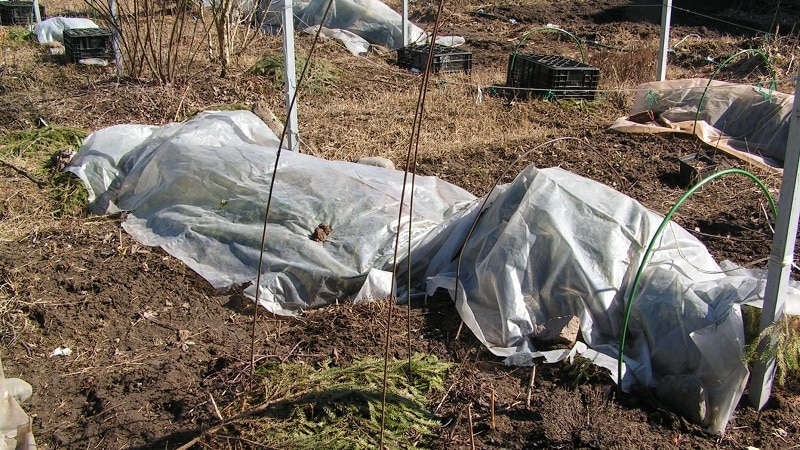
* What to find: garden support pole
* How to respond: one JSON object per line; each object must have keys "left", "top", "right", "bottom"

{"left": 283, "top": 0, "right": 300, "bottom": 151}
{"left": 656, "top": 0, "right": 672, "bottom": 81}
{"left": 32, "top": 0, "right": 41, "bottom": 23}
{"left": 749, "top": 67, "right": 800, "bottom": 409}
{"left": 109, "top": 0, "right": 123, "bottom": 79}
{"left": 402, "top": 0, "right": 409, "bottom": 46}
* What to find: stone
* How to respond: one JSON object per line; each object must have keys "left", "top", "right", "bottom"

{"left": 355, "top": 156, "right": 395, "bottom": 170}
{"left": 251, "top": 100, "right": 285, "bottom": 138}
{"left": 531, "top": 315, "right": 580, "bottom": 348}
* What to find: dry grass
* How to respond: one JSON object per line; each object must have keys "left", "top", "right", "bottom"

{"left": 298, "top": 49, "right": 608, "bottom": 166}
{"left": 45, "top": 0, "right": 92, "bottom": 16}
{"left": 1, "top": 2, "right": 799, "bottom": 448}
{"left": 0, "top": 263, "right": 33, "bottom": 347}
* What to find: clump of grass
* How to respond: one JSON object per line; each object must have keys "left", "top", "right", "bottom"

{"left": 207, "top": 354, "right": 455, "bottom": 449}
{"left": 0, "top": 127, "right": 86, "bottom": 159}
{"left": 561, "top": 355, "right": 612, "bottom": 387}
{"left": 50, "top": 171, "right": 88, "bottom": 217}
{"left": 0, "top": 127, "right": 88, "bottom": 216}
{"left": 248, "top": 54, "right": 342, "bottom": 95}
{"left": 4, "top": 27, "right": 33, "bottom": 43}
{"left": 745, "top": 314, "right": 800, "bottom": 386}
{"left": 0, "top": 267, "right": 24, "bottom": 346}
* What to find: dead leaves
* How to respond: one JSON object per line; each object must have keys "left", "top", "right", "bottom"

{"left": 311, "top": 223, "right": 332, "bottom": 243}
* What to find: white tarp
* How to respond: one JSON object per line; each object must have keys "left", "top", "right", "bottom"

{"left": 33, "top": 17, "right": 99, "bottom": 44}
{"left": 610, "top": 78, "right": 793, "bottom": 170}
{"left": 67, "top": 110, "right": 798, "bottom": 434}
{"left": 410, "top": 165, "right": 797, "bottom": 434}
{"left": 256, "top": 0, "right": 463, "bottom": 52}
{"left": 0, "top": 358, "right": 35, "bottom": 450}
{"left": 258, "top": 0, "right": 422, "bottom": 49}
{"left": 67, "top": 110, "right": 475, "bottom": 315}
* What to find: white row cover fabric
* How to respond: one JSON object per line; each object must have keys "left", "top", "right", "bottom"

{"left": 257, "top": 0, "right": 422, "bottom": 49}
{"left": 33, "top": 17, "right": 99, "bottom": 44}
{"left": 256, "top": 0, "right": 463, "bottom": 51}
{"left": 610, "top": 78, "right": 793, "bottom": 170}
{"left": 67, "top": 110, "right": 475, "bottom": 315}
{"left": 0, "top": 358, "right": 35, "bottom": 450}
{"left": 67, "top": 110, "right": 798, "bottom": 434}
{"left": 411, "top": 165, "right": 797, "bottom": 434}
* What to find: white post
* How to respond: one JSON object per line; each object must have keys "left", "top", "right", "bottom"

{"left": 109, "top": 0, "right": 123, "bottom": 79}
{"left": 656, "top": 0, "right": 672, "bottom": 81}
{"left": 32, "top": 0, "right": 41, "bottom": 23}
{"left": 402, "top": 0, "right": 409, "bottom": 47}
{"left": 282, "top": 0, "right": 299, "bottom": 151}
{"left": 749, "top": 67, "right": 800, "bottom": 409}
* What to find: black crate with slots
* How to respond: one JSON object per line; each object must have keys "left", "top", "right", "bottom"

{"left": 0, "top": 1, "right": 45, "bottom": 26}
{"left": 63, "top": 28, "right": 113, "bottom": 64}
{"left": 397, "top": 44, "right": 472, "bottom": 74}
{"left": 505, "top": 53, "right": 600, "bottom": 100}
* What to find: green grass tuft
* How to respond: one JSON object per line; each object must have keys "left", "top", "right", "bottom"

{"left": 248, "top": 54, "right": 342, "bottom": 95}
{"left": 215, "top": 354, "right": 455, "bottom": 449}
{"left": 0, "top": 127, "right": 86, "bottom": 159}
{"left": 50, "top": 171, "right": 88, "bottom": 217}
{"left": 0, "top": 127, "right": 88, "bottom": 216}
{"left": 4, "top": 27, "right": 33, "bottom": 42}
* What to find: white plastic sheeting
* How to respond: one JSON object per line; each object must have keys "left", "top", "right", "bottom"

{"left": 67, "top": 110, "right": 798, "bottom": 434}
{"left": 303, "top": 25, "right": 370, "bottom": 57}
{"left": 67, "top": 110, "right": 475, "bottom": 315}
{"left": 411, "top": 165, "right": 796, "bottom": 433}
{"left": 33, "top": 17, "right": 99, "bottom": 44}
{"left": 256, "top": 0, "right": 463, "bottom": 52}
{"left": 610, "top": 78, "right": 793, "bottom": 170}
{"left": 0, "top": 359, "right": 35, "bottom": 450}
{"left": 258, "top": 0, "right": 422, "bottom": 49}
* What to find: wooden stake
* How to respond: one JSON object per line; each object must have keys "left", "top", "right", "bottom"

{"left": 455, "top": 320, "right": 464, "bottom": 340}
{"left": 448, "top": 407, "right": 463, "bottom": 440}
{"left": 467, "top": 403, "right": 475, "bottom": 450}
{"left": 490, "top": 387, "right": 496, "bottom": 431}
{"left": 526, "top": 364, "right": 536, "bottom": 408}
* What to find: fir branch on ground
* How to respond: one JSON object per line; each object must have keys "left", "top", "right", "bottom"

{"left": 201, "top": 354, "right": 456, "bottom": 449}
{"left": 745, "top": 315, "right": 800, "bottom": 386}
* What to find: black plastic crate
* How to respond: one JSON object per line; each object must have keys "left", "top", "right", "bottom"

{"left": 64, "top": 28, "right": 113, "bottom": 63}
{"left": 506, "top": 53, "right": 600, "bottom": 100}
{"left": 0, "top": 1, "right": 44, "bottom": 26}
{"left": 397, "top": 44, "right": 472, "bottom": 74}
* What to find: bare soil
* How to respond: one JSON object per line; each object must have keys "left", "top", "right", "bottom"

{"left": 1, "top": 0, "right": 799, "bottom": 449}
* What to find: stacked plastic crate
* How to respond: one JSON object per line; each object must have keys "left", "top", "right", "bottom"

{"left": 397, "top": 44, "right": 473, "bottom": 74}
{"left": 505, "top": 53, "right": 600, "bottom": 100}
{"left": 0, "top": 1, "right": 44, "bottom": 26}
{"left": 63, "top": 28, "right": 113, "bottom": 64}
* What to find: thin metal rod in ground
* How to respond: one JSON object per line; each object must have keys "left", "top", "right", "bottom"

{"left": 248, "top": 0, "right": 337, "bottom": 388}
{"left": 491, "top": 387, "right": 496, "bottom": 431}
{"left": 380, "top": 0, "right": 446, "bottom": 446}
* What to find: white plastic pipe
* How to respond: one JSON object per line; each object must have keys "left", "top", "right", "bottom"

{"left": 402, "top": 0, "right": 409, "bottom": 46}
{"left": 32, "top": 0, "right": 41, "bottom": 23}
{"left": 656, "top": 0, "right": 672, "bottom": 81}
{"left": 749, "top": 66, "right": 800, "bottom": 409}
{"left": 282, "top": 0, "right": 299, "bottom": 151}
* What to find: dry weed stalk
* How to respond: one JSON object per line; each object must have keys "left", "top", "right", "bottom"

{"left": 84, "top": 0, "right": 213, "bottom": 82}
{"left": 204, "top": 0, "right": 266, "bottom": 77}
